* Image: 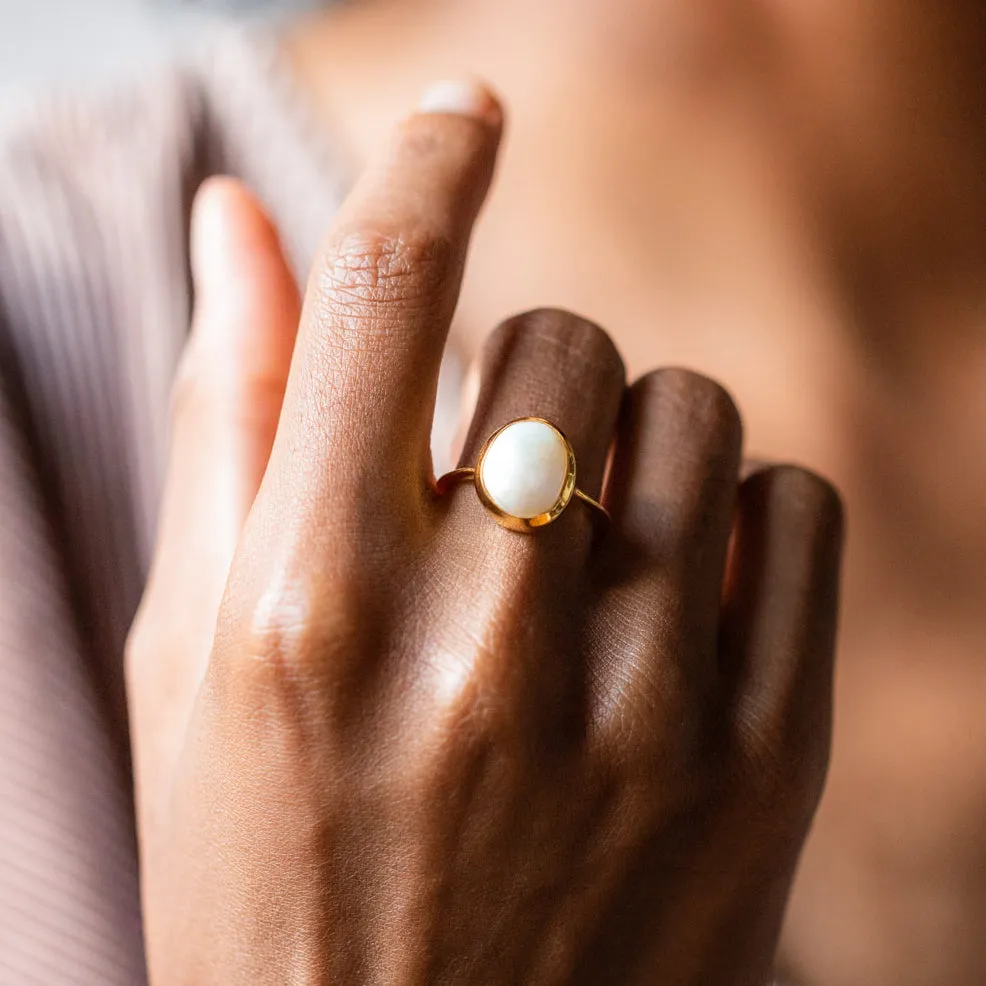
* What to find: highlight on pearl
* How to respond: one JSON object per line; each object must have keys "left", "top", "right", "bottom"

{"left": 478, "top": 418, "right": 571, "bottom": 519}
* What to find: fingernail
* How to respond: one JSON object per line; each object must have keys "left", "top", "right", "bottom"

{"left": 189, "top": 177, "right": 257, "bottom": 336}
{"left": 190, "top": 178, "right": 238, "bottom": 302}
{"left": 417, "top": 80, "right": 502, "bottom": 126}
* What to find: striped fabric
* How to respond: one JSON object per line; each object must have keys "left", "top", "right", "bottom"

{"left": 0, "top": 27, "right": 342, "bottom": 984}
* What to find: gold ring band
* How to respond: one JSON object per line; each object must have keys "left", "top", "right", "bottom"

{"left": 435, "top": 417, "right": 609, "bottom": 533}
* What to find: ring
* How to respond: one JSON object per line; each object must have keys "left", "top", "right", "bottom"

{"left": 436, "top": 416, "right": 609, "bottom": 533}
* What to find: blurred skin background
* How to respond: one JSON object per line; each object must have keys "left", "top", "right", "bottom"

{"left": 3, "top": 2, "right": 986, "bottom": 985}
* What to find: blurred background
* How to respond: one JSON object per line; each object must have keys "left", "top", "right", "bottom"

{"left": 0, "top": 0, "right": 318, "bottom": 95}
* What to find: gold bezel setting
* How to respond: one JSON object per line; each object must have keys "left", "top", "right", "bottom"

{"left": 434, "top": 416, "right": 609, "bottom": 533}
{"left": 474, "top": 417, "right": 577, "bottom": 533}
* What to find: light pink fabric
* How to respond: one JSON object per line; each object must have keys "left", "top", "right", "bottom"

{"left": 0, "top": 28, "right": 344, "bottom": 984}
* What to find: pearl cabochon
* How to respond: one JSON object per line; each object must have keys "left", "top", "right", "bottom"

{"left": 478, "top": 419, "right": 571, "bottom": 519}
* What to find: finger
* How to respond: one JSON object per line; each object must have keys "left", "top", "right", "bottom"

{"left": 151, "top": 178, "right": 300, "bottom": 633}
{"left": 427, "top": 310, "right": 625, "bottom": 726}
{"left": 457, "top": 308, "right": 626, "bottom": 513}
{"left": 591, "top": 369, "right": 743, "bottom": 710}
{"left": 442, "top": 310, "right": 627, "bottom": 569}
{"left": 127, "top": 177, "right": 300, "bottom": 827}
{"left": 263, "top": 81, "right": 503, "bottom": 535}
{"left": 721, "top": 465, "right": 844, "bottom": 793}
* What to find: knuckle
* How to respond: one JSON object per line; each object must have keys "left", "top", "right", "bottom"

{"left": 589, "top": 606, "right": 703, "bottom": 748}
{"left": 632, "top": 366, "right": 742, "bottom": 442}
{"left": 311, "top": 227, "right": 455, "bottom": 341}
{"left": 214, "top": 577, "right": 321, "bottom": 690}
{"left": 488, "top": 308, "right": 625, "bottom": 380}
{"left": 212, "top": 569, "right": 373, "bottom": 719}
{"left": 591, "top": 705, "right": 721, "bottom": 831}
{"left": 244, "top": 601, "right": 314, "bottom": 681}
{"left": 603, "top": 689, "right": 696, "bottom": 774}
{"left": 732, "top": 701, "right": 832, "bottom": 834}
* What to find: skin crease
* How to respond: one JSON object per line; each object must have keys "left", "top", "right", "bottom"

{"left": 127, "top": 104, "right": 844, "bottom": 985}
{"left": 277, "top": 2, "right": 986, "bottom": 985}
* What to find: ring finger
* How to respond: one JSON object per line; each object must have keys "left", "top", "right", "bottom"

{"left": 591, "top": 368, "right": 744, "bottom": 725}
{"left": 428, "top": 309, "right": 625, "bottom": 721}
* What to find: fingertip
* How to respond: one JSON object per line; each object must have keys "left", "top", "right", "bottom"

{"left": 191, "top": 177, "right": 283, "bottom": 288}
{"left": 190, "top": 177, "right": 300, "bottom": 342}
{"left": 740, "top": 463, "right": 846, "bottom": 571}
{"left": 415, "top": 79, "right": 504, "bottom": 130}
{"left": 190, "top": 177, "right": 240, "bottom": 285}
{"left": 174, "top": 179, "right": 300, "bottom": 523}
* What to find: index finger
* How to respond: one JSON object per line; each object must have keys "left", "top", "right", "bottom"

{"left": 266, "top": 81, "right": 503, "bottom": 523}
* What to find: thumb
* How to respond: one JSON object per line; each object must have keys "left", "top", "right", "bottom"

{"left": 127, "top": 177, "right": 300, "bottom": 837}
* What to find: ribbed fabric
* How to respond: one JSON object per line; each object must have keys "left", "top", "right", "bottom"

{"left": 0, "top": 23, "right": 779, "bottom": 986}
{"left": 0, "top": 27, "right": 345, "bottom": 985}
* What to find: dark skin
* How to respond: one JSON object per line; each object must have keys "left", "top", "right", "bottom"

{"left": 280, "top": 2, "right": 986, "bottom": 983}
{"left": 127, "top": 95, "right": 842, "bottom": 984}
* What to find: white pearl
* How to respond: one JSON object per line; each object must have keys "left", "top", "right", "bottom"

{"left": 479, "top": 420, "right": 570, "bottom": 519}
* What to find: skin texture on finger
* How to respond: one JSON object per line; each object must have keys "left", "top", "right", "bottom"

{"left": 127, "top": 176, "right": 300, "bottom": 851}
{"left": 713, "top": 465, "right": 844, "bottom": 986}
{"left": 419, "top": 309, "right": 625, "bottom": 738}
{"left": 249, "top": 82, "right": 504, "bottom": 570}
{"left": 205, "top": 87, "right": 507, "bottom": 777}
{"left": 170, "top": 99, "right": 506, "bottom": 980}
{"left": 590, "top": 368, "right": 744, "bottom": 725}
{"left": 721, "top": 464, "right": 844, "bottom": 820}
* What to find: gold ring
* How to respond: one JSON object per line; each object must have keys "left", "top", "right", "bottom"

{"left": 435, "top": 416, "right": 609, "bottom": 533}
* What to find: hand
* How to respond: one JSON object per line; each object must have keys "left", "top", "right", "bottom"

{"left": 127, "top": 82, "right": 843, "bottom": 986}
